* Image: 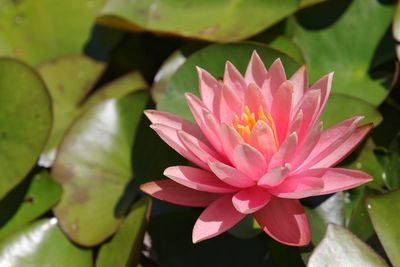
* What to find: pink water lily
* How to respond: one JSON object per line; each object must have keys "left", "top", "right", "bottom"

{"left": 141, "top": 52, "right": 373, "bottom": 246}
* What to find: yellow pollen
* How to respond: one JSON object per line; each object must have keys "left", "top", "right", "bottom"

{"left": 233, "top": 105, "right": 279, "bottom": 146}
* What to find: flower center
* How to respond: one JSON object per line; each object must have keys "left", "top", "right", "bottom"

{"left": 233, "top": 105, "right": 279, "bottom": 146}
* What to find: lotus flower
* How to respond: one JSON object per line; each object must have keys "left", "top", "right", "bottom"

{"left": 141, "top": 52, "right": 373, "bottom": 246}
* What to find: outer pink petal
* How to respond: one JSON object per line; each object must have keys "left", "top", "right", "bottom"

{"left": 268, "top": 177, "right": 324, "bottom": 199}
{"left": 258, "top": 164, "right": 291, "bottom": 188}
{"left": 193, "top": 194, "right": 246, "bottom": 243}
{"left": 271, "top": 81, "right": 293, "bottom": 144}
{"left": 244, "top": 83, "right": 268, "bottom": 114}
{"left": 289, "top": 65, "right": 308, "bottom": 110}
{"left": 232, "top": 186, "right": 271, "bottom": 214}
{"left": 254, "top": 198, "right": 311, "bottom": 246}
{"left": 150, "top": 124, "right": 209, "bottom": 170}
{"left": 311, "top": 123, "right": 373, "bottom": 168}
{"left": 185, "top": 93, "right": 223, "bottom": 153}
{"left": 298, "top": 116, "right": 363, "bottom": 171}
{"left": 288, "top": 109, "right": 303, "bottom": 135}
{"left": 233, "top": 144, "right": 268, "bottom": 181}
{"left": 247, "top": 120, "right": 277, "bottom": 161}
{"left": 268, "top": 133, "right": 298, "bottom": 170}
{"left": 220, "top": 124, "right": 243, "bottom": 163}
{"left": 301, "top": 168, "right": 372, "bottom": 196}
{"left": 178, "top": 130, "right": 225, "bottom": 165}
{"left": 208, "top": 161, "right": 255, "bottom": 188}
{"left": 245, "top": 51, "right": 268, "bottom": 87}
{"left": 197, "top": 67, "right": 221, "bottom": 114}
{"left": 144, "top": 110, "right": 207, "bottom": 143}
{"left": 164, "top": 166, "right": 237, "bottom": 193}
{"left": 140, "top": 180, "right": 220, "bottom": 207}
{"left": 224, "top": 61, "right": 247, "bottom": 96}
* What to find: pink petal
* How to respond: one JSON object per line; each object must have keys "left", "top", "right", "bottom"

{"left": 245, "top": 51, "right": 268, "bottom": 87}
{"left": 290, "top": 122, "right": 322, "bottom": 170}
{"left": 178, "top": 130, "right": 225, "bottom": 166}
{"left": 208, "top": 161, "right": 255, "bottom": 188}
{"left": 288, "top": 109, "right": 303, "bottom": 135}
{"left": 262, "top": 58, "right": 286, "bottom": 108}
{"left": 247, "top": 120, "right": 278, "bottom": 161}
{"left": 296, "top": 168, "right": 372, "bottom": 196}
{"left": 244, "top": 83, "right": 268, "bottom": 114}
{"left": 298, "top": 116, "right": 363, "bottom": 171}
{"left": 219, "top": 83, "right": 242, "bottom": 124}
{"left": 164, "top": 166, "right": 236, "bottom": 193}
{"left": 310, "top": 72, "right": 333, "bottom": 119}
{"left": 196, "top": 67, "right": 221, "bottom": 114}
{"left": 232, "top": 186, "right": 271, "bottom": 214}
{"left": 268, "top": 133, "right": 298, "bottom": 170}
{"left": 140, "top": 180, "right": 220, "bottom": 207}
{"left": 254, "top": 198, "right": 311, "bottom": 246}
{"left": 144, "top": 110, "right": 207, "bottom": 143}
{"left": 185, "top": 93, "right": 223, "bottom": 153}
{"left": 271, "top": 81, "right": 293, "bottom": 144}
{"left": 224, "top": 61, "right": 246, "bottom": 96}
{"left": 220, "top": 124, "right": 243, "bottom": 163}
{"left": 258, "top": 163, "right": 291, "bottom": 187}
{"left": 295, "top": 89, "right": 321, "bottom": 142}
{"left": 233, "top": 144, "right": 268, "bottom": 181}
{"left": 193, "top": 194, "right": 245, "bottom": 243}
{"left": 311, "top": 123, "right": 373, "bottom": 168}
{"left": 268, "top": 177, "right": 324, "bottom": 199}
{"left": 289, "top": 65, "right": 308, "bottom": 110}
{"left": 150, "top": 124, "right": 209, "bottom": 169}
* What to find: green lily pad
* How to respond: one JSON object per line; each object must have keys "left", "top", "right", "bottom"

{"left": 52, "top": 91, "right": 149, "bottom": 246}
{"left": 0, "top": 58, "right": 52, "bottom": 199}
{"left": 98, "top": 0, "right": 299, "bottom": 42}
{"left": 38, "top": 55, "right": 147, "bottom": 167}
{"left": 0, "top": 219, "right": 92, "bottom": 267}
{"left": 157, "top": 42, "right": 300, "bottom": 120}
{"left": 0, "top": 169, "right": 61, "bottom": 239}
{"left": 0, "top": 0, "right": 104, "bottom": 65}
{"left": 366, "top": 190, "right": 400, "bottom": 266}
{"left": 374, "top": 133, "right": 400, "bottom": 190}
{"left": 320, "top": 93, "right": 382, "bottom": 129}
{"left": 308, "top": 224, "right": 388, "bottom": 267}
{"left": 290, "top": 0, "right": 394, "bottom": 106}
{"left": 96, "top": 198, "right": 151, "bottom": 267}
{"left": 268, "top": 36, "right": 305, "bottom": 65}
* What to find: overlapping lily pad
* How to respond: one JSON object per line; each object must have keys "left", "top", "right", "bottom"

{"left": 0, "top": 0, "right": 104, "bottom": 64}
{"left": 0, "top": 58, "right": 52, "bottom": 199}
{"left": 98, "top": 0, "right": 299, "bottom": 42}
{"left": 52, "top": 91, "right": 149, "bottom": 246}
{"left": 290, "top": 0, "right": 394, "bottom": 106}
{"left": 0, "top": 169, "right": 61, "bottom": 239}
{"left": 0, "top": 219, "right": 92, "bottom": 267}
{"left": 96, "top": 198, "right": 151, "bottom": 267}
{"left": 38, "top": 55, "right": 147, "bottom": 167}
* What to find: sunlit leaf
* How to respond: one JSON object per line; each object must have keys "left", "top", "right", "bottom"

{"left": 308, "top": 224, "right": 388, "bottom": 267}
{"left": 0, "top": 219, "right": 92, "bottom": 267}
{"left": 52, "top": 91, "right": 149, "bottom": 246}
{"left": 0, "top": 169, "right": 61, "bottom": 239}
{"left": 0, "top": 0, "right": 104, "bottom": 64}
{"left": 98, "top": 0, "right": 299, "bottom": 42}
{"left": 0, "top": 58, "right": 52, "bottom": 199}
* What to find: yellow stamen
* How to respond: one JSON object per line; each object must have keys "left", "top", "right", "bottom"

{"left": 232, "top": 105, "right": 279, "bottom": 147}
